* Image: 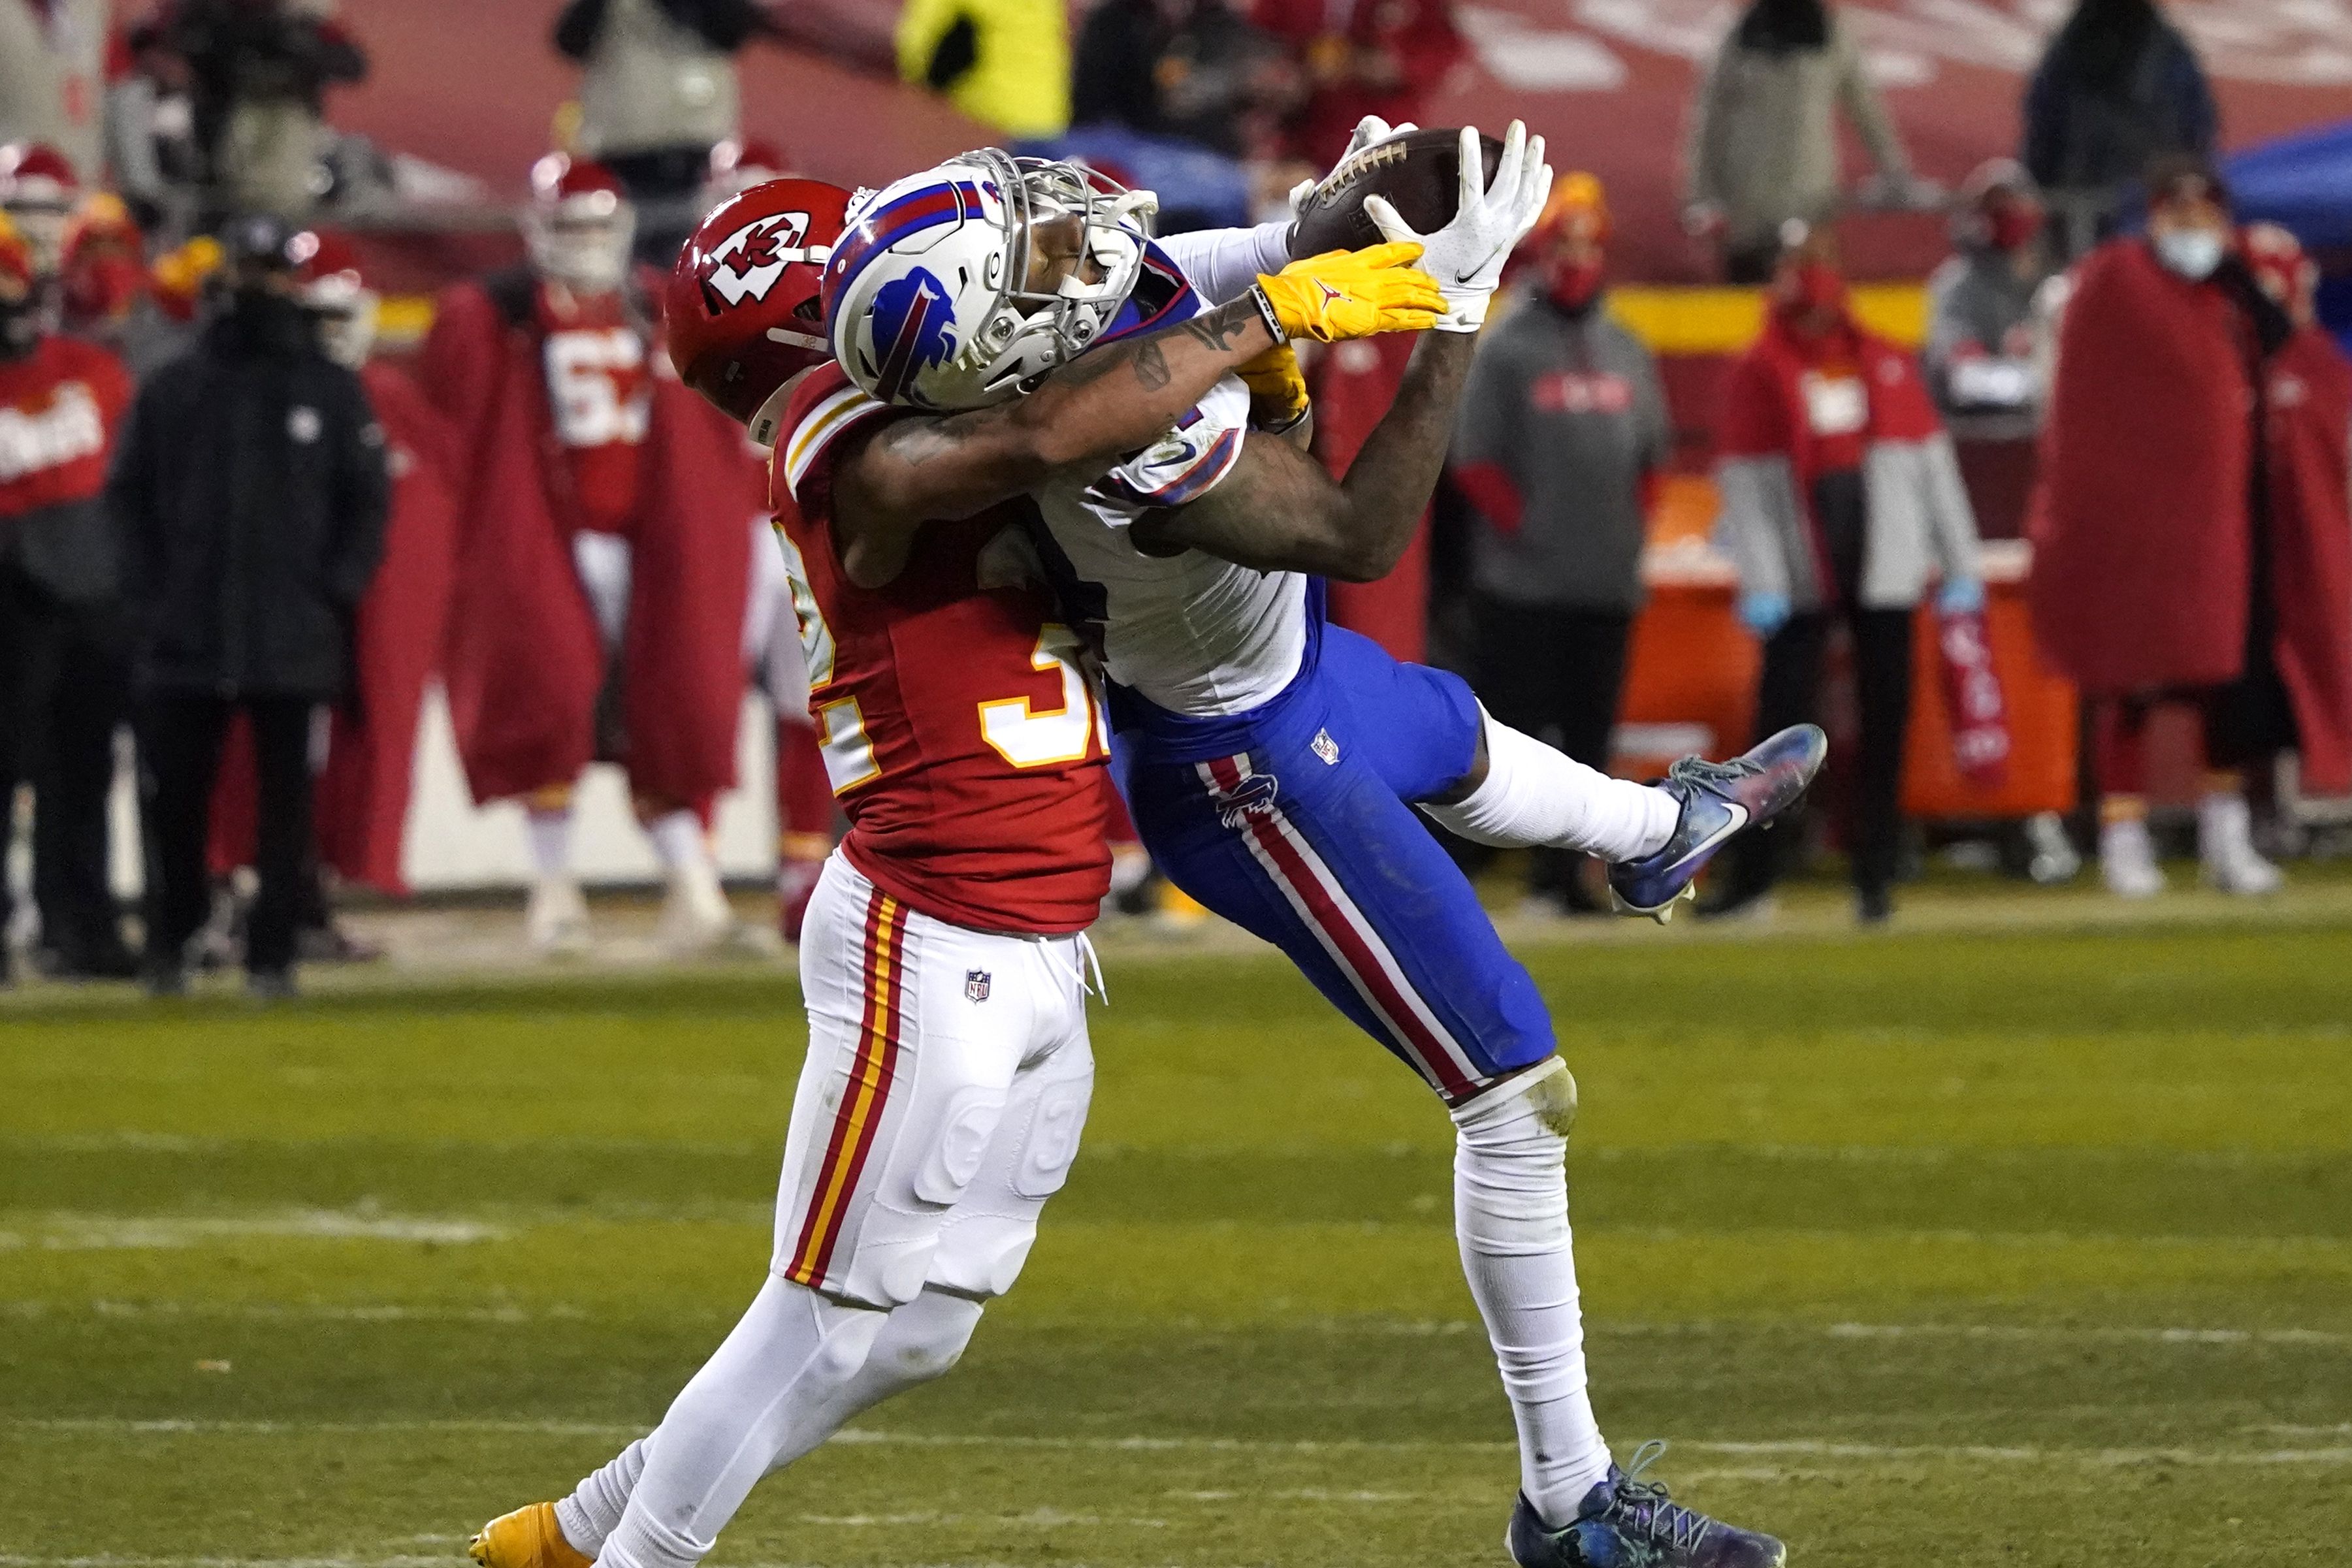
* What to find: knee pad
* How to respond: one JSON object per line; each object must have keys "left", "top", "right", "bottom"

{"left": 863, "top": 1288, "right": 986, "bottom": 1390}
{"left": 927, "top": 1060, "right": 1091, "bottom": 1301}
{"left": 1453, "top": 1055, "right": 1578, "bottom": 1143}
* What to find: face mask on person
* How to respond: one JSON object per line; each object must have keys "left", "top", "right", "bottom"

{"left": 1544, "top": 255, "right": 1605, "bottom": 313}
{"left": 1986, "top": 205, "right": 2041, "bottom": 253}
{"left": 1776, "top": 260, "right": 1846, "bottom": 323}
{"left": 2154, "top": 227, "right": 2225, "bottom": 281}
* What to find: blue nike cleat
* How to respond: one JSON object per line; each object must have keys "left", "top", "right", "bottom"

{"left": 1606, "top": 724, "right": 1827, "bottom": 923}
{"left": 1507, "top": 1443, "right": 1786, "bottom": 1568}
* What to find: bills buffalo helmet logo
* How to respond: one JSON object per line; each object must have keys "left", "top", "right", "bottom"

{"left": 870, "top": 266, "right": 958, "bottom": 403}
{"left": 700, "top": 210, "right": 816, "bottom": 310}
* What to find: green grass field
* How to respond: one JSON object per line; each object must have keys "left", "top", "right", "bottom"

{"left": 5, "top": 899, "right": 2351, "bottom": 1567}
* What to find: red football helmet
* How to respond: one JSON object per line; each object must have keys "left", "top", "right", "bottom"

{"left": 524, "top": 152, "right": 635, "bottom": 295}
{"left": 292, "top": 229, "right": 379, "bottom": 366}
{"left": 0, "top": 142, "right": 82, "bottom": 274}
{"left": 666, "top": 177, "right": 852, "bottom": 442}
{"left": 706, "top": 137, "right": 796, "bottom": 202}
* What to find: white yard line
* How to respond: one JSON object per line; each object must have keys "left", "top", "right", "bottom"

{"left": 0, "top": 1213, "right": 506, "bottom": 1251}
{"left": 9, "top": 1417, "right": 2351, "bottom": 1467}
{"left": 12, "top": 1300, "right": 2345, "bottom": 1349}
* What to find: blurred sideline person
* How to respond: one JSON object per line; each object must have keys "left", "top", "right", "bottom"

{"left": 0, "top": 212, "right": 138, "bottom": 984}
{"left": 0, "top": 0, "right": 112, "bottom": 182}
{"left": 111, "top": 214, "right": 387, "bottom": 998}
{"left": 2032, "top": 162, "right": 2345, "bottom": 895}
{"left": 1449, "top": 173, "right": 1669, "bottom": 913}
{"left": 0, "top": 142, "right": 82, "bottom": 284}
{"left": 3, "top": 147, "right": 150, "bottom": 978}
{"left": 2240, "top": 224, "right": 2352, "bottom": 810}
{"left": 421, "top": 154, "right": 762, "bottom": 957}
{"left": 1683, "top": 0, "right": 1916, "bottom": 282}
{"left": 555, "top": 0, "right": 767, "bottom": 262}
{"left": 1709, "top": 224, "right": 1984, "bottom": 923}
{"left": 2022, "top": 0, "right": 2215, "bottom": 261}
{"left": 1924, "top": 159, "right": 2059, "bottom": 434}
{"left": 204, "top": 232, "right": 460, "bottom": 955}
{"left": 128, "top": 0, "right": 368, "bottom": 221}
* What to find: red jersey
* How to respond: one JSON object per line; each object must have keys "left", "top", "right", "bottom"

{"left": 0, "top": 333, "right": 133, "bottom": 517}
{"left": 535, "top": 285, "right": 650, "bottom": 535}
{"left": 773, "top": 364, "right": 1110, "bottom": 935}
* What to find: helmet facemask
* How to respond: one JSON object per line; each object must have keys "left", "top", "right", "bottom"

{"left": 525, "top": 187, "right": 636, "bottom": 296}
{"left": 961, "top": 151, "right": 1156, "bottom": 403}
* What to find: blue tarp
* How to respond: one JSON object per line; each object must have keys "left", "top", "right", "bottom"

{"left": 2225, "top": 118, "right": 2352, "bottom": 251}
{"left": 2225, "top": 119, "right": 2352, "bottom": 347}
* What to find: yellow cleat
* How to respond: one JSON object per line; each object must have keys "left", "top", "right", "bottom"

{"left": 468, "top": 1503, "right": 592, "bottom": 1568}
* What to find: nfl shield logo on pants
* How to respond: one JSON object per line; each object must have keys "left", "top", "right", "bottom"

{"left": 965, "top": 969, "right": 991, "bottom": 1002}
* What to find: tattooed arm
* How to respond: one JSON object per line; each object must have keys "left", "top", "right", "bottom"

{"left": 828, "top": 299, "right": 1273, "bottom": 586}
{"left": 1128, "top": 332, "right": 1474, "bottom": 583}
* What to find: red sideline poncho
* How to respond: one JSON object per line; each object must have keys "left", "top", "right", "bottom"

{"left": 421, "top": 276, "right": 758, "bottom": 810}
{"left": 2264, "top": 325, "right": 2352, "bottom": 795}
{"left": 2028, "top": 240, "right": 2253, "bottom": 695}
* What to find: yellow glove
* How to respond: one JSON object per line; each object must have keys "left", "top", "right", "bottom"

{"left": 1236, "top": 342, "right": 1309, "bottom": 430}
{"left": 1253, "top": 242, "right": 1443, "bottom": 344}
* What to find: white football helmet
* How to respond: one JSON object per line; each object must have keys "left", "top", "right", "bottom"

{"left": 523, "top": 153, "right": 636, "bottom": 296}
{"left": 823, "top": 149, "right": 1157, "bottom": 411}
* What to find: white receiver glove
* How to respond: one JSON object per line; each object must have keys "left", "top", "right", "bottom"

{"left": 1362, "top": 120, "right": 1551, "bottom": 332}
{"left": 1287, "top": 115, "right": 1421, "bottom": 218}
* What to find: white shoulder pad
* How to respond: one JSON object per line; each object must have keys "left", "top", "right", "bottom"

{"left": 781, "top": 379, "right": 890, "bottom": 503}
{"left": 1088, "top": 374, "right": 1251, "bottom": 517}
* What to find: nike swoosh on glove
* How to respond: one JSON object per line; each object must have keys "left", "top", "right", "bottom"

{"left": 1253, "top": 242, "right": 1443, "bottom": 343}
{"left": 1362, "top": 121, "right": 1552, "bottom": 332}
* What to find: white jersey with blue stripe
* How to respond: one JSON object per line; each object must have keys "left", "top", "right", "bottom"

{"left": 1031, "top": 232, "right": 1309, "bottom": 719}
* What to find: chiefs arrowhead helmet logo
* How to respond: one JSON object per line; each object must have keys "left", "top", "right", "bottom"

{"left": 700, "top": 210, "right": 825, "bottom": 309}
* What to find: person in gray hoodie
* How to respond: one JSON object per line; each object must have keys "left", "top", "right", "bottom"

{"left": 1449, "top": 174, "right": 1671, "bottom": 912}
{"left": 1683, "top": 0, "right": 1917, "bottom": 282}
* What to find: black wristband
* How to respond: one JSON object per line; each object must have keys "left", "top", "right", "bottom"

{"left": 1248, "top": 283, "right": 1286, "bottom": 347}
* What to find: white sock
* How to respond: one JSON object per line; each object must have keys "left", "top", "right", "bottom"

{"left": 555, "top": 1440, "right": 647, "bottom": 1556}
{"left": 647, "top": 810, "right": 711, "bottom": 874}
{"left": 1423, "top": 713, "right": 1677, "bottom": 863}
{"left": 526, "top": 808, "right": 574, "bottom": 881}
{"left": 2196, "top": 792, "right": 2250, "bottom": 859}
{"left": 555, "top": 1290, "right": 985, "bottom": 1559}
{"left": 1452, "top": 1060, "right": 1611, "bottom": 1525}
{"left": 592, "top": 1279, "right": 983, "bottom": 1568}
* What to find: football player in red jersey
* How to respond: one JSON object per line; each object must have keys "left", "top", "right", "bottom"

{"left": 422, "top": 153, "right": 767, "bottom": 957}
{"left": 468, "top": 179, "right": 1443, "bottom": 1568}
{"left": 0, "top": 210, "right": 138, "bottom": 982}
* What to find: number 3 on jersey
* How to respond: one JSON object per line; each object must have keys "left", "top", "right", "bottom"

{"left": 777, "top": 531, "right": 1104, "bottom": 794}
{"left": 979, "top": 624, "right": 1103, "bottom": 769}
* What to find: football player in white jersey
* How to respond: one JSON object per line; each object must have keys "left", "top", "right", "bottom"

{"left": 825, "top": 125, "right": 1819, "bottom": 1568}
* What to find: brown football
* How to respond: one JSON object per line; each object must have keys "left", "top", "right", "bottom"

{"left": 1288, "top": 127, "right": 1508, "bottom": 255}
